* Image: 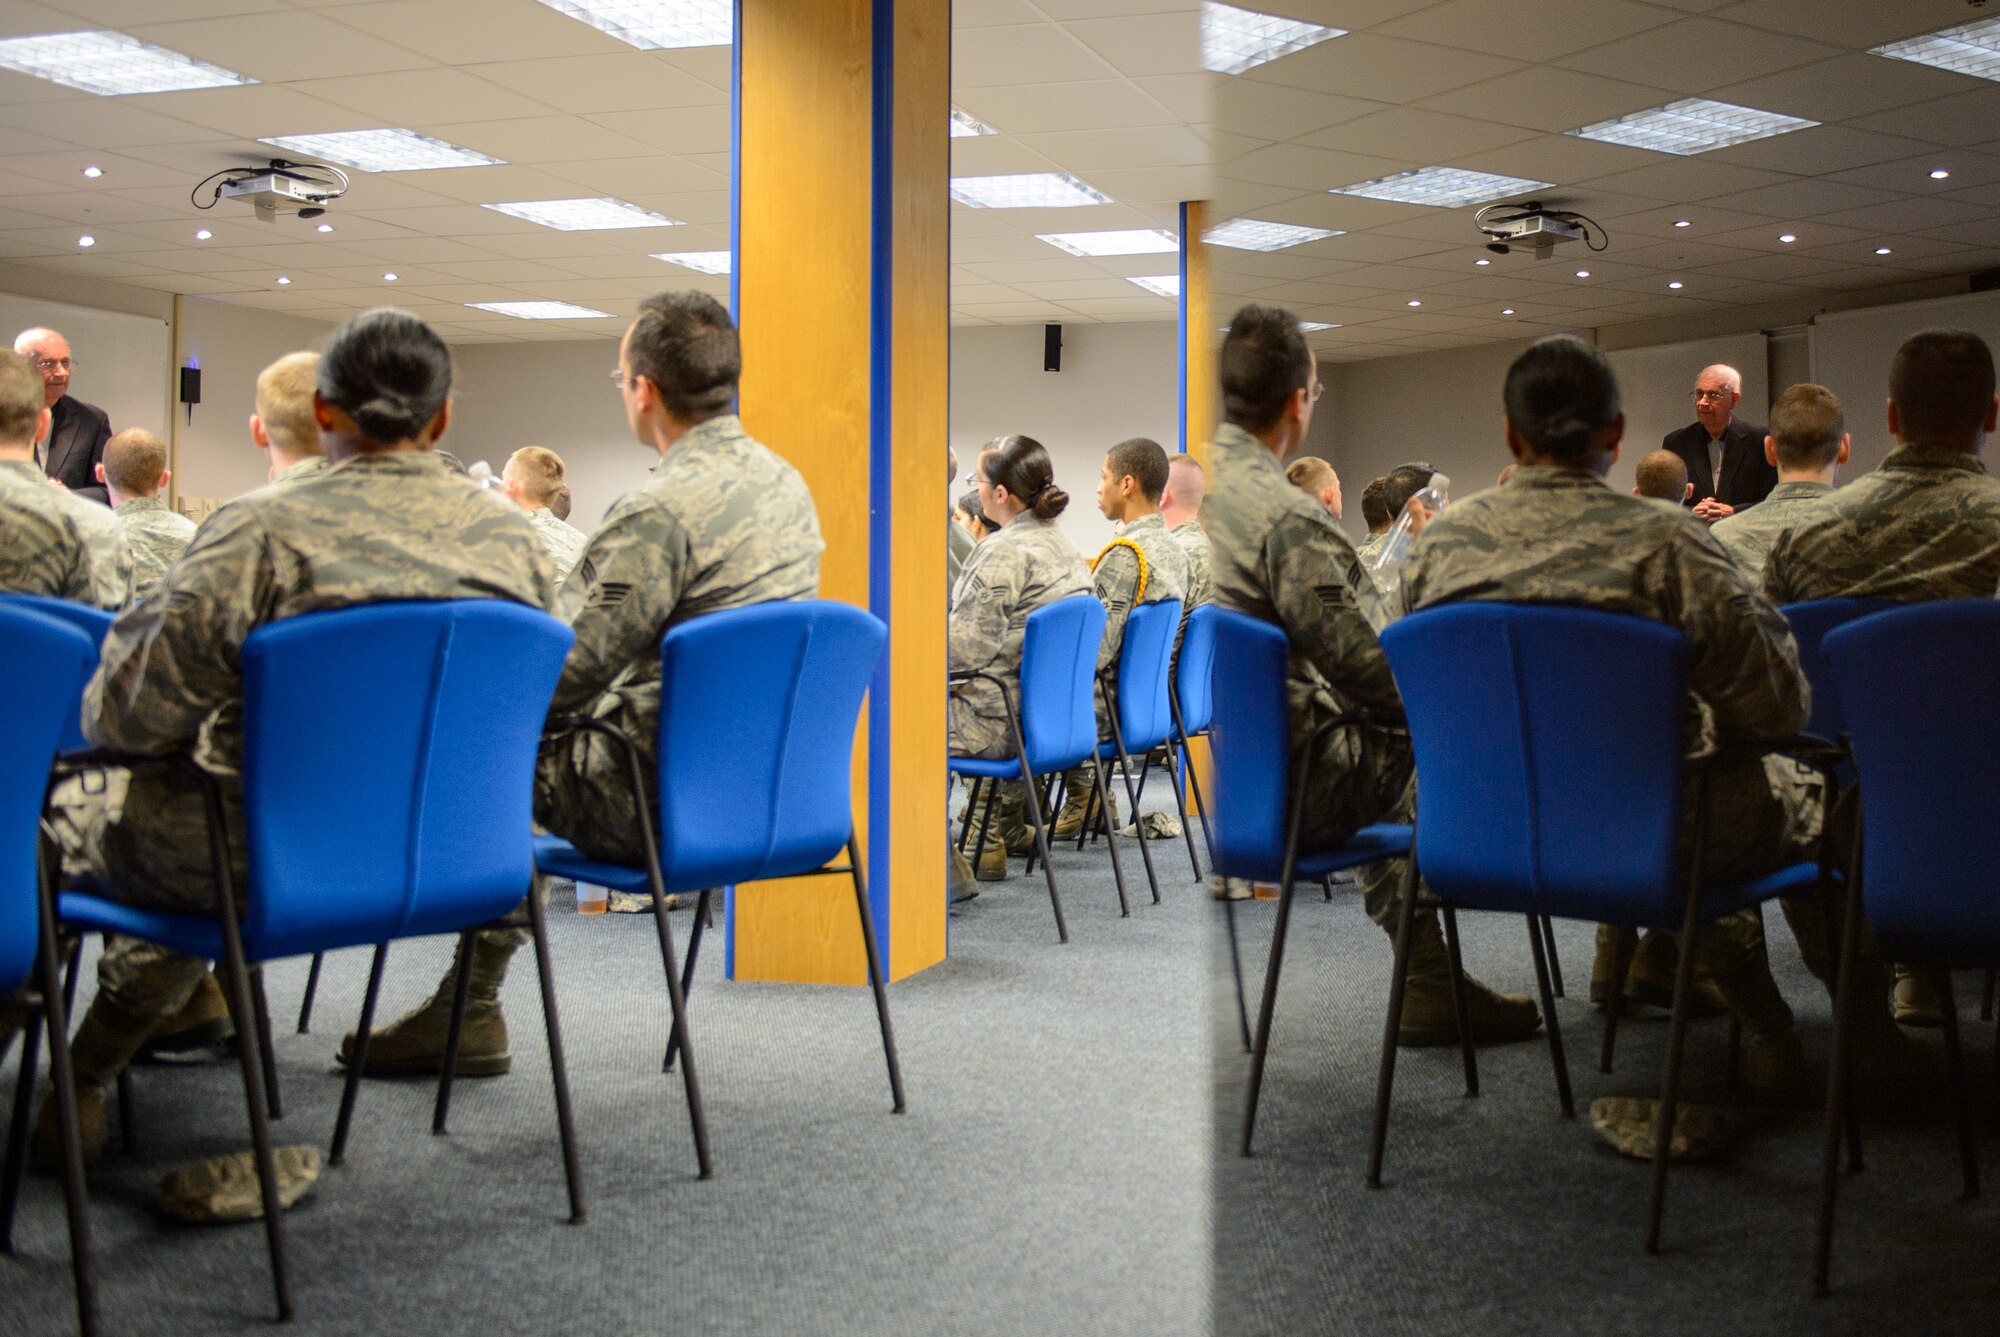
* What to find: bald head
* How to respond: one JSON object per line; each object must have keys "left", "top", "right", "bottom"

{"left": 13, "top": 327, "right": 70, "bottom": 408}
{"left": 1693, "top": 363, "right": 1742, "bottom": 437}
{"left": 1161, "top": 454, "right": 1206, "bottom": 527}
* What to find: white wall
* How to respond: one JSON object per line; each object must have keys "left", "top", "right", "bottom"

{"left": 950, "top": 321, "right": 1179, "bottom": 556}
{"left": 175, "top": 299, "right": 337, "bottom": 504}
{"left": 0, "top": 291, "right": 170, "bottom": 453}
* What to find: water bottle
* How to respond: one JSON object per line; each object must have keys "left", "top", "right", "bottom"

{"left": 1369, "top": 472, "right": 1450, "bottom": 595}
{"left": 465, "top": 460, "right": 505, "bottom": 490}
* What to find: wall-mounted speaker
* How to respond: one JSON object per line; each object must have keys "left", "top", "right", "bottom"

{"left": 1044, "top": 322, "right": 1062, "bottom": 373}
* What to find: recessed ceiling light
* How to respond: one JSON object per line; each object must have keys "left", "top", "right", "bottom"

{"left": 1329, "top": 167, "right": 1553, "bottom": 209}
{"left": 467, "top": 301, "right": 613, "bottom": 320}
{"left": 1475, "top": 257, "right": 1490, "bottom": 266}
{"left": 949, "top": 109, "right": 995, "bottom": 138}
{"left": 81, "top": 165, "right": 100, "bottom": 179}
{"left": 1673, "top": 219, "right": 1692, "bottom": 228}
{"left": 1931, "top": 168, "right": 1951, "bottom": 180}
{"left": 532, "top": 0, "right": 730, "bottom": 50}
{"left": 1299, "top": 322, "right": 1339, "bottom": 331}
{"left": 1203, "top": 218, "right": 1341, "bottom": 251}
{"left": 0, "top": 31, "right": 256, "bottom": 97}
{"left": 1127, "top": 275, "right": 1180, "bottom": 298}
{"left": 1201, "top": 2, "right": 1345, "bottom": 76}
{"left": 1406, "top": 299, "right": 1422, "bottom": 307}
{"left": 1875, "top": 19, "right": 2000, "bottom": 84}
{"left": 76, "top": 235, "right": 93, "bottom": 248}
{"left": 1568, "top": 97, "right": 1816, "bottom": 155}
{"left": 1037, "top": 229, "right": 1177, "bottom": 257}
{"left": 949, "top": 173, "right": 1110, "bottom": 209}
{"left": 652, "top": 250, "right": 732, "bottom": 274}
{"left": 1778, "top": 232, "right": 1796, "bottom": 243}
{"left": 1668, "top": 280, "right": 1684, "bottom": 290}
{"left": 1501, "top": 308, "right": 1516, "bottom": 315}
{"left": 194, "top": 228, "right": 211, "bottom": 240}
{"left": 1875, "top": 246, "right": 1893, "bottom": 255}
{"left": 317, "top": 223, "right": 333, "bottom": 233}
{"left": 383, "top": 273, "right": 398, "bottom": 281}
{"left": 484, "top": 197, "right": 682, "bottom": 230}
{"left": 276, "top": 276, "right": 290, "bottom": 285}
{"left": 261, "top": 129, "right": 502, "bottom": 173}
{"left": 1575, "top": 269, "right": 1590, "bottom": 278}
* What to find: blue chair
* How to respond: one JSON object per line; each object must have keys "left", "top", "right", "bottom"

{"left": 1170, "top": 602, "right": 1218, "bottom": 873}
{"left": 1376, "top": 602, "right": 1832, "bottom": 1253}
{"left": 0, "top": 605, "right": 98, "bottom": 1336}
{"left": 951, "top": 594, "right": 1112, "bottom": 943}
{"left": 1206, "top": 609, "right": 1415, "bottom": 1149}
{"left": 0, "top": 595, "right": 112, "bottom": 754}
{"left": 57, "top": 600, "right": 579, "bottom": 1322}
{"left": 1815, "top": 601, "right": 2000, "bottom": 1293}
{"left": 1783, "top": 598, "right": 1896, "bottom": 760}
{"left": 533, "top": 600, "right": 905, "bottom": 1182}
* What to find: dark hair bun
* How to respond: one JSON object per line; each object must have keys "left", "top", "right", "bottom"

{"left": 1031, "top": 482, "right": 1069, "bottom": 520}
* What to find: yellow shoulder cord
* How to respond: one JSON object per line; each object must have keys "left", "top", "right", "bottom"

{"left": 1090, "top": 536, "right": 1149, "bottom": 604}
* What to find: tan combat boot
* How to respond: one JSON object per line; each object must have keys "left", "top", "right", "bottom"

{"left": 31, "top": 993, "right": 158, "bottom": 1172}
{"left": 1396, "top": 911, "right": 1542, "bottom": 1047}
{"left": 1892, "top": 964, "right": 1944, "bottom": 1028}
{"left": 1703, "top": 945, "right": 1804, "bottom": 1105}
{"left": 337, "top": 933, "right": 518, "bottom": 1077}
{"left": 1050, "top": 769, "right": 1117, "bottom": 840}
{"left": 950, "top": 843, "right": 979, "bottom": 903}
{"left": 137, "top": 970, "right": 236, "bottom": 1059}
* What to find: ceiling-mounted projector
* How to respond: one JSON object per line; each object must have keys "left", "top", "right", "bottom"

{"left": 1475, "top": 201, "right": 1601, "bottom": 260}
{"left": 193, "top": 159, "right": 350, "bottom": 223}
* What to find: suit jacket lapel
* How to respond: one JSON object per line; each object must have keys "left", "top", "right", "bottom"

{"left": 43, "top": 399, "right": 79, "bottom": 480}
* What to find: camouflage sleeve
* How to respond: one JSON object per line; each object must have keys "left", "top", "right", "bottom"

{"left": 1666, "top": 526, "right": 1808, "bottom": 742}
{"left": 549, "top": 498, "right": 693, "bottom": 717}
{"left": 947, "top": 541, "right": 1016, "bottom": 677}
{"left": 84, "top": 502, "right": 269, "bottom": 755}
{"left": 1266, "top": 511, "right": 1403, "bottom": 717}
{"left": 57, "top": 517, "right": 97, "bottom": 605}
{"left": 1092, "top": 544, "right": 1141, "bottom": 674}
{"left": 1759, "top": 528, "right": 1800, "bottom": 606}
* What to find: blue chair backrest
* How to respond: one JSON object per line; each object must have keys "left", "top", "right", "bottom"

{"left": 1824, "top": 601, "right": 2000, "bottom": 966}
{"left": 1017, "top": 595, "right": 1106, "bottom": 776}
{"left": 0, "top": 606, "right": 99, "bottom": 994}
{"left": 1782, "top": 597, "right": 1895, "bottom": 747}
{"left": 1176, "top": 602, "right": 1218, "bottom": 735}
{"left": 1114, "top": 598, "right": 1182, "bottom": 753}
{"left": 1381, "top": 603, "right": 1691, "bottom": 926}
{"left": 0, "top": 594, "right": 111, "bottom": 753}
{"left": 655, "top": 600, "right": 886, "bottom": 889}
{"left": 1206, "top": 609, "right": 1294, "bottom": 883}
{"left": 239, "top": 600, "right": 573, "bottom": 959}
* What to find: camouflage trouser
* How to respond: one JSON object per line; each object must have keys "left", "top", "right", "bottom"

{"left": 949, "top": 694, "right": 1030, "bottom": 850}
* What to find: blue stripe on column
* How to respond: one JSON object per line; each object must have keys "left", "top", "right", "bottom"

{"left": 1177, "top": 200, "right": 1189, "bottom": 455}
{"left": 867, "top": 0, "right": 896, "bottom": 967}
{"left": 726, "top": 4, "right": 742, "bottom": 979}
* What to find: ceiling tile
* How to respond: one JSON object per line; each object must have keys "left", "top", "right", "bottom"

{"left": 314, "top": 0, "right": 626, "bottom": 63}
{"left": 1375, "top": 0, "right": 1677, "bottom": 61}
{"left": 128, "top": 12, "right": 436, "bottom": 82}
{"left": 464, "top": 54, "right": 725, "bottom": 115}
{"left": 955, "top": 24, "right": 1118, "bottom": 87}
{"left": 1415, "top": 66, "right": 1674, "bottom": 133}
{"left": 1246, "top": 34, "right": 1525, "bottom": 105}
{"left": 1554, "top": 17, "right": 1841, "bottom": 95}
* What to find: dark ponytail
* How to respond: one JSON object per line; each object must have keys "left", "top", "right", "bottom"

{"left": 317, "top": 307, "right": 453, "bottom": 445}
{"left": 980, "top": 434, "right": 1069, "bottom": 520}
{"left": 1502, "top": 335, "right": 1620, "bottom": 462}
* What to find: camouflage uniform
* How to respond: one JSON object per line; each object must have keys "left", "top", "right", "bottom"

{"left": 536, "top": 415, "right": 822, "bottom": 867}
{"left": 273, "top": 457, "right": 330, "bottom": 487}
{"left": 947, "top": 519, "right": 976, "bottom": 599}
{"left": 113, "top": 496, "right": 196, "bottom": 603}
{"left": 1710, "top": 481, "right": 1830, "bottom": 584}
{"left": 1169, "top": 517, "right": 1211, "bottom": 664}
{"left": 1396, "top": 464, "right": 1818, "bottom": 993}
{"left": 1354, "top": 530, "right": 1389, "bottom": 575}
{"left": 0, "top": 459, "right": 129, "bottom": 609}
{"left": 0, "top": 476, "right": 96, "bottom": 601}
{"left": 1204, "top": 424, "right": 1412, "bottom": 870}
{"left": 1090, "top": 513, "right": 1188, "bottom": 730}
{"left": 528, "top": 506, "right": 589, "bottom": 585}
{"left": 53, "top": 451, "right": 553, "bottom": 1024}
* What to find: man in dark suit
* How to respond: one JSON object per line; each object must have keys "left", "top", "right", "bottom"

{"left": 15, "top": 326, "right": 111, "bottom": 505}
{"left": 1662, "top": 362, "right": 1774, "bottom": 523}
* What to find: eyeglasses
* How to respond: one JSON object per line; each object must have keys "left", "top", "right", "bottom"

{"left": 1309, "top": 381, "right": 1325, "bottom": 403}
{"left": 30, "top": 356, "right": 73, "bottom": 373}
{"left": 608, "top": 366, "right": 626, "bottom": 389}
{"left": 1692, "top": 388, "right": 1733, "bottom": 403}
{"left": 965, "top": 470, "right": 986, "bottom": 487}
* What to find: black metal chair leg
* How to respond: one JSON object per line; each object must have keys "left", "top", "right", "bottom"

{"left": 433, "top": 933, "right": 475, "bottom": 1134}
{"left": 1024, "top": 773, "right": 1061, "bottom": 879}
{"left": 1526, "top": 915, "right": 1574, "bottom": 1118}
{"left": 1982, "top": 967, "right": 1996, "bottom": 1022}
{"left": 296, "top": 952, "right": 323, "bottom": 1034}
{"left": 1937, "top": 972, "right": 1979, "bottom": 1200}
{"left": 1441, "top": 905, "right": 1479, "bottom": 1099}
{"left": 1103, "top": 700, "right": 1161, "bottom": 906}
{"left": 1019, "top": 758, "right": 1068, "bottom": 944}
{"left": 1644, "top": 849, "right": 1709, "bottom": 1256}
{"left": 1814, "top": 813, "right": 1870, "bottom": 1294}
{"left": 846, "top": 838, "right": 906, "bottom": 1113}
{"left": 1725, "top": 1018, "right": 1744, "bottom": 1097}
{"left": 35, "top": 854, "right": 97, "bottom": 1337}
{"left": 526, "top": 884, "right": 586, "bottom": 1223}
{"left": 647, "top": 881, "right": 711, "bottom": 1178}
{"left": 248, "top": 965, "right": 281, "bottom": 1121}
{"left": 60, "top": 936, "right": 80, "bottom": 1019}
{"left": 955, "top": 775, "right": 982, "bottom": 853}
{"left": 1089, "top": 760, "right": 1132, "bottom": 918}
{"left": 1322, "top": 876, "right": 1333, "bottom": 901}
{"left": 1541, "top": 914, "right": 1565, "bottom": 999}
{"left": 113, "top": 1070, "right": 134, "bottom": 1153}
{"left": 1224, "top": 894, "right": 1251, "bottom": 1052}
{"left": 1161, "top": 738, "right": 1204, "bottom": 881}
{"left": 664, "top": 890, "right": 712, "bottom": 1073}
{"left": 1600, "top": 928, "right": 1636, "bottom": 1075}
{"left": 0, "top": 1004, "right": 42, "bottom": 1253}
{"left": 1366, "top": 852, "right": 1422, "bottom": 1188}
{"left": 1242, "top": 874, "right": 1302, "bottom": 1156}
{"left": 968, "top": 776, "right": 997, "bottom": 866}
{"left": 331, "top": 942, "right": 389, "bottom": 1166}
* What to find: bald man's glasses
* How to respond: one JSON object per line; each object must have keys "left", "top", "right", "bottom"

{"left": 29, "top": 356, "right": 72, "bottom": 373}
{"left": 1692, "top": 388, "right": 1732, "bottom": 403}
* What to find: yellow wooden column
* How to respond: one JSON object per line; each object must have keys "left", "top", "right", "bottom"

{"left": 1180, "top": 200, "right": 1216, "bottom": 466}
{"left": 730, "top": 0, "right": 949, "bottom": 983}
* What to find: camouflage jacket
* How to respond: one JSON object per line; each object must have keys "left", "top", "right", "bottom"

{"left": 1170, "top": 518, "right": 1212, "bottom": 613}
{"left": 0, "top": 459, "right": 129, "bottom": 609}
{"left": 1709, "top": 480, "right": 1830, "bottom": 585}
{"left": 948, "top": 511, "right": 1089, "bottom": 736}
{"left": 114, "top": 496, "right": 197, "bottom": 603}
{"left": 1092, "top": 512, "right": 1188, "bottom": 729}
{"left": 85, "top": 450, "right": 554, "bottom": 777}
{"left": 1205, "top": 423, "right": 1405, "bottom": 754}
{"left": 1404, "top": 465, "right": 1808, "bottom": 756}
{"left": 0, "top": 464, "right": 95, "bottom": 602}
{"left": 1763, "top": 444, "right": 2000, "bottom": 604}
{"left": 550, "top": 415, "right": 822, "bottom": 739}
{"left": 528, "top": 506, "right": 589, "bottom": 585}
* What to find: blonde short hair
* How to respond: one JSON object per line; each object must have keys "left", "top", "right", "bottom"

{"left": 1285, "top": 455, "right": 1336, "bottom": 494}
{"left": 0, "top": 350, "right": 41, "bottom": 443}
{"left": 104, "top": 428, "right": 168, "bottom": 496}
{"left": 504, "top": 446, "right": 567, "bottom": 506}
{"left": 256, "top": 351, "right": 321, "bottom": 457}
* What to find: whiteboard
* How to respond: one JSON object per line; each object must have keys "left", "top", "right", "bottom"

{"left": 0, "top": 293, "right": 171, "bottom": 444}
{"left": 1810, "top": 290, "right": 2000, "bottom": 477}
{"left": 1603, "top": 332, "right": 1769, "bottom": 498}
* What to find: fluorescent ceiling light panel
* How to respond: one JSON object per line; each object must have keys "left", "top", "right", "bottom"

{"left": 651, "top": 250, "right": 731, "bottom": 274}
{"left": 950, "top": 109, "right": 996, "bottom": 138}
{"left": 1128, "top": 275, "right": 1180, "bottom": 298}
{"left": 1567, "top": 98, "right": 1816, "bottom": 155}
{"left": 484, "top": 197, "right": 682, "bottom": 230}
{"left": 260, "top": 129, "right": 501, "bottom": 172}
{"left": 467, "top": 301, "right": 613, "bottom": 320}
{"left": 1202, "top": 3, "right": 1344, "bottom": 76}
{"left": 1874, "top": 17, "right": 2000, "bottom": 82}
{"left": 534, "top": 0, "right": 731, "bottom": 50}
{"left": 0, "top": 31, "right": 255, "bottom": 96}
{"left": 1037, "top": 229, "right": 1177, "bottom": 257}
{"left": 950, "top": 173, "right": 1110, "bottom": 209}
{"left": 1329, "top": 167, "right": 1552, "bottom": 209}
{"left": 1299, "top": 322, "right": 1338, "bottom": 331}
{"left": 1204, "top": 218, "right": 1341, "bottom": 251}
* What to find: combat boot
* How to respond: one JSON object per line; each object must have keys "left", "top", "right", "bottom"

{"left": 1049, "top": 769, "right": 1104, "bottom": 840}
{"left": 950, "top": 843, "right": 979, "bottom": 903}
{"left": 1624, "top": 930, "right": 1729, "bottom": 1019}
{"left": 1590, "top": 924, "right": 1634, "bottom": 1007}
{"left": 975, "top": 838, "right": 1009, "bottom": 882}
{"left": 137, "top": 970, "right": 235, "bottom": 1059}
{"left": 1702, "top": 942, "right": 1805, "bottom": 1104}
{"left": 1396, "top": 911, "right": 1541, "bottom": 1047}
{"left": 337, "top": 934, "right": 519, "bottom": 1077}
{"left": 1892, "top": 964, "right": 1945, "bottom": 1028}
{"left": 31, "top": 993, "right": 158, "bottom": 1172}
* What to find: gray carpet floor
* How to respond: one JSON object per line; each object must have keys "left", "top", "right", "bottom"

{"left": 3, "top": 796, "right": 1996, "bottom": 1336}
